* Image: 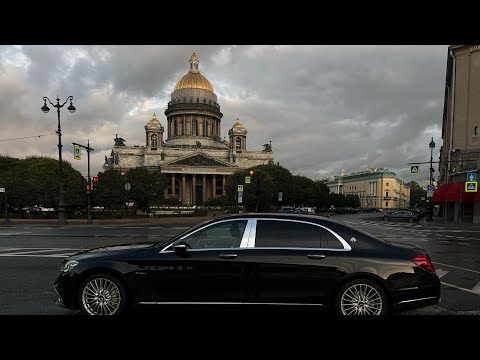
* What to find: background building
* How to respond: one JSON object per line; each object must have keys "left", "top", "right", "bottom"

{"left": 324, "top": 168, "right": 410, "bottom": 209}
{"left": 434, "top": 45, "right": 480, "bottom": 223}
{"left": 104, "top": 53, "right": 274, "bottom": 205}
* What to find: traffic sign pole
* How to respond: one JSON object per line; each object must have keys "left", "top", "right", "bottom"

{"left": 73, "top": 140, "right": 95, "bottom": 224}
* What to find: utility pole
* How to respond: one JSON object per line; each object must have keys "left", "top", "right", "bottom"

{"left": 72, "top": 140, "right": 95, "bottom": 224}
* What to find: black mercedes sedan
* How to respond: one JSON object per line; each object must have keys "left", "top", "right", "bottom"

{"left": 54, "top": 213, "right": 440, "bottom": 315}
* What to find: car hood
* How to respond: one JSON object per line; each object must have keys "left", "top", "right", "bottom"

{"left": 69, "top": 242, "right": 155, "bottom": 259}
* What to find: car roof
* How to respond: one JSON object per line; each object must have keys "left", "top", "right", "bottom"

{"left": 209, "top": 212, "right": 346, "bottom": 226}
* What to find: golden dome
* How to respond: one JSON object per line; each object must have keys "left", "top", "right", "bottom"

{"left": 174, "top": 72, "right": 214, "bottom": 92}
{"left": 173, "top": 52, "right": 214, "bottom": 93}
{"left": 148, "top": 112, "right": 160, "bottom": 125}
{"left": 233, "top": 117, "right": 244, "bottom": 128}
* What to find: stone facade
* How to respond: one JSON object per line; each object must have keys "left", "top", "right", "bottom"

{"left": 103, "top": 52, "right": 274, "bottom": 205}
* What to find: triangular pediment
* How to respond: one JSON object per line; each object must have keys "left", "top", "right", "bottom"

{"left": 166, "top": 153, "right": 232, "bottom": 167}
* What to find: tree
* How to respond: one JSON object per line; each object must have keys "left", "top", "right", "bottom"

{"left": 95, "top": 169, "right": 127, "bottom": 213}
{"left": 0, "top": 156, "right": 85, "bottom": 215}
{"left": 124, "top": 167, "right": 167, "bottom": 212}
{"left": 290, "top": 175, "right": 317, "bottom": 206}
{"left": 254, "top": 164, "right": 293, "bottom": 206}
{"left": 225, "top": 169, "right": 274, "bottom": 212}
{"left": 407, "top": 181, "right": 426, "bottom": 208}
{"left": 345, "top": 194, "right": 360, "bottom": 208}
{"left": 314, "top": 180, "right": 330, "bottom": 210}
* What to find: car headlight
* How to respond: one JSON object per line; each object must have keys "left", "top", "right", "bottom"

{"left": 61, "top": 259, "right": 79, "bottom": 273}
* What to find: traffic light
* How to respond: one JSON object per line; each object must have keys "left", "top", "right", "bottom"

{"left": 92, "top": 176, "right": 98, "bottom": 189}
{"left": 86, "top": 184, "right": 91, "bottom": 191}
{"left": 249, "top": 170, "right": 254, "bottom": 176}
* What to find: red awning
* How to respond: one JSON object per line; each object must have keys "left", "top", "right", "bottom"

{"left": 431, "top": 185, "right": 448, "bottom": 204}
{"left": 444, "top": 181, "right": 476, "bottom": 202}
{"left": 445, "top": 182, "right": 460, "bottom": 202}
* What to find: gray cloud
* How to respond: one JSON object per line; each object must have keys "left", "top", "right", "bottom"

{"left": 0, "top": 45, "right": 447, "bottom": 185}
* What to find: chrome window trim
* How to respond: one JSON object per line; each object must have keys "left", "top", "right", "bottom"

{"left": 249, "top": 218, "right": 351, "bottom": 251}
{"left": 395, "top": 296, "right": 437, "bottom": 305}
{"left": 161, "top": 218, "right": 253, "bottom": 252}
{"left": 246, "top": 247, "right": 351, "bottom": 252}
{"left": 138, "top": 301, "right": 323, "bottom": 306}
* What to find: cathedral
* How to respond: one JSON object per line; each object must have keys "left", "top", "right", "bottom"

{"left": 103, "top": 52, "right": 274, "bottom": 205}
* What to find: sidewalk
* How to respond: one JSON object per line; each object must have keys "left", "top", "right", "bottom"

{"left": 419, "top": 216, "right": 480, "bottom": 229}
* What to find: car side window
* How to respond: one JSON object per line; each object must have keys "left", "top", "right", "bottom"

{"left": 321, "top": 228, "right": 344, "bottom": 249}
{"left": 183, "top": 220, "right": 248, "bottom": 249}
{"left": 255, "top": 220, "right": 321, "bottom": 248}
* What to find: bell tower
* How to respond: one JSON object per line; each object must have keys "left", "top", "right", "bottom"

{"left": 144, "top": 112, "right": 164, "bottom": 149}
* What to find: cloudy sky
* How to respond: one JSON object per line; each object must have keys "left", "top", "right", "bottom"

{"left": 0, "top": 45, "right": 447, "bottom": 184}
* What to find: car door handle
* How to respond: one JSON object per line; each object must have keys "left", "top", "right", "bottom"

{"left": 307, "top": 254, "right": 326, "bottom": 260}
{"left": 219, "top": 253, "right": 238, "bottom": 259}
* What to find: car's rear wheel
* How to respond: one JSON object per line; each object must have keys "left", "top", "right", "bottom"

{"left": 408, "top": 217, "right": 414, "bottom": 222}
{"left": 383, "top": 217, "right": 388, "bottom": 221}
{"left": 335, "top": 279, "right": 387, "bottom": 315}
{"left": 78, "top": 273, "right": 127, "bottom": 315}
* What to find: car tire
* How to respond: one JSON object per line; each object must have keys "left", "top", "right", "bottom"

{"left": 408, "top": 218, "right": 414, "bottom": 223}
{"left": 383, "top": 217, "right": 388, "bottom": 221}
{"left": 335, "top": 279, "right": 388, "bottom": 315}
{"left": 78, "top": 273, "right": 128, "bottom": 315}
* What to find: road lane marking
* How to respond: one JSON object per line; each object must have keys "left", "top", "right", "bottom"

{"left": 441, "top": 281, "right": 480, "bottom": 296}
{"left": 435, "top": 269, "right": 449, "bottom": 279}
{"left": 433, "top": 262, "right": 480, "bottom": 274}
{"left": 472, "top": 281, "right": 480, "bottom": 295}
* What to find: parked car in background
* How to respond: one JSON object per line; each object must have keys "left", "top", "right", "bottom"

{"left": 400, "top": 209, "right": 425, "bottom": 218}
{"left": 297, "top": 207, "right": 315, "bottom": 215}
{"left": 363, "top": 208, "right": 381, "bottom": 213}
{"left": 54, "top": 213, "right": 440, "bottom": 316}
{"left": 334, "top": 207, "right": 358, "bottom": 214}
{"left": 276, "top": 207, "right": 295, "bottom": 213}
{"left": 383, "top": 210, "right": 419, "bottom": 222}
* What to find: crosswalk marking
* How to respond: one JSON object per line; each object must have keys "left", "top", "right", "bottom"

{"left": 435, "top": 269, "right": 449, "bottom": 279}
{"left": 472, "top": 281, "right": 480, "bottom": 295}
{"left": 0, "top": 247, "right": 83, "bottom": 258}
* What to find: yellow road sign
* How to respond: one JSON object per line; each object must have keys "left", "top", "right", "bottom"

{"left": 410, "top": 164, "right": 420, "bottom": 174}
{"left": 465, "top": 181, "right": 478, "bottom": 192}
{"left": 74, "top": 145, "right": 81, "bottom": 160}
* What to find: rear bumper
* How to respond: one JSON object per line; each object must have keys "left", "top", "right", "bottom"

{"left": 391, "top": 278, "right": 441, "bottom": 312}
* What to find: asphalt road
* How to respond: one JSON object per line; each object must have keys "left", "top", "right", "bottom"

{"left": 0, "top": 214, "right": 479, "bottom": 315}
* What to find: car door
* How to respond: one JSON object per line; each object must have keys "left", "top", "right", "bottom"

{"left": 242, "top": 218, "right": 343, "bottom": 307}
{"left": 136, "top": 218, "right": 252, "bottom": 304}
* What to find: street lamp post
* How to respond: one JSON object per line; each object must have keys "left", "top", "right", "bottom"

{"left": 427, "top": 137, "right": 435, "bottom": 222}
{"left": 42, "top": 96, "right": 76, "bottom": 225}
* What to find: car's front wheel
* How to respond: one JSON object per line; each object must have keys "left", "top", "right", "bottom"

{"left": 408, "top": 218, "right": 414, "bottom": 223}
{"left": 78, "top": 273, "right": 127, "bottom": 315}
{"left": 335, "top": 279, "right": 387, "bottom": 315}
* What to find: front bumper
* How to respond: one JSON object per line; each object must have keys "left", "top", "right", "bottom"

{"left": 54, "top": 272, "right": 80, "bottom": 310}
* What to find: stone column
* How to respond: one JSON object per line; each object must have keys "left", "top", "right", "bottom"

{"left": 182, "top": 174, "right": 186, "bottom": 204}
{"left": 202, "top": 175, "right": 206, "bottom": 205}
{"left": 222, "top": 175, "right": 226, "bottom": 196}
{"left": 171, "top": 174, "right": 175, "bottom": 197}
{"left": 212, "top": 174, "right": 216, "bottom": 199}
{"left": 192, "top": 175, "right": 196, "bottom": 205}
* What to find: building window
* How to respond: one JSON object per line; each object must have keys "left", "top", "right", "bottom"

{"left": 386, "top": 191, "right": 389, "bottom": 197}
{"left": 236, "top": 137, "right": 241, "bottom": 149}
{"left": 151, "top": 134, "right": 158, "bottom": 148}
{"left": 386, "top": 182, "right": 389, "bottom": 186}
{"left": 386, "top": 201, "right": 389, "bottom": 207}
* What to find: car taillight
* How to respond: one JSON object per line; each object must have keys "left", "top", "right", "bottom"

{"left": 413, "top": 255, "right": 435, "bottom": 273}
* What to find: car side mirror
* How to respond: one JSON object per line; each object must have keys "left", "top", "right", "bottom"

{"left": 173, "top": 243, "right": 188, "bottom": 256}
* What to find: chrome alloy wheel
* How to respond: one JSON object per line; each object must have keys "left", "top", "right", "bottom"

{"left": 340, "top": 283, "right": 383, "bottom": 315}
{"left": 81, "top": 278, "right": 121, "bottom": 315}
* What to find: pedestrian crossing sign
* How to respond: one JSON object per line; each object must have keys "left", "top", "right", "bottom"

{"left": 465, "top": 181, "right": 478, "bottom": 192}
{"left": 74, "top": 145, "right": 81, "bottom": 160}
{"left": 410, "top": 164, "right": 420, "bottom": 174}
